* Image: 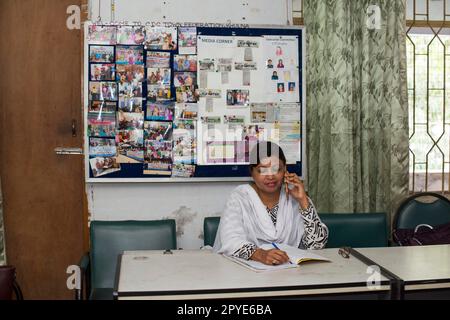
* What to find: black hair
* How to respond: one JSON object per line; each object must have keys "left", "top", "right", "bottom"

{"left": 249, "top": 141, "right": 286, "bottom": 172}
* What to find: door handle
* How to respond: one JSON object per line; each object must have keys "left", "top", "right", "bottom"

{"left": 54, "top": 147, "right": 84, "bottom": 155}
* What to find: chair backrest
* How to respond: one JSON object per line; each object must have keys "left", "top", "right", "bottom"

{"left": 393, "top": 192, "right": 450, "bottom": 230}
{"left": 203, "top": 213, "right": 388, "bottom": 249}
{"left": 319, "top": 213, "right": 388, "bottom": 248}
{"left": 204, "top": 217, "right": 221, "bottom": 247}
{"left": 90, "top": 220, "right": 177, "bottom": 289}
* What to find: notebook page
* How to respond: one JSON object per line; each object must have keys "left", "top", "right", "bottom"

{"left": 222, "top": 254, "right": 298, "bottom": 272}
{"left": 260, "top": 243, "right": 331, "bottom": 265}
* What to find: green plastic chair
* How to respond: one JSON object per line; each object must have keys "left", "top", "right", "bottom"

{"left": 319, "top": 213, "right": 389, "bottom": 248}
{"left": 393, "top": 192, "right": 450, "bottom": 230}
{"left": 204, "top": 217, "right": 221, "bottom": 247}
{"left": 78, "top": 220, "right": 177, "bottom": 300}
{"left": 204, "top": 213, "right": 389, "bottom": 249}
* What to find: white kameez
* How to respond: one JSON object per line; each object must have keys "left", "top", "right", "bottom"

{"left": 213, "top": 184, "right": 305, "bottom": 256}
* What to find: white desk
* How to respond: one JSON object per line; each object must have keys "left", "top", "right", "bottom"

{"left": 114, "top": 249, "right": 391, "bottom": 300}
{"left": 356, "top": 245, "right": 450, "bottom": 298}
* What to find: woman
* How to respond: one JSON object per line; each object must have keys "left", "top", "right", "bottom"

{"left": 213, "top": 141, "right": 328, "bottom": 265}
{"left": 277, "top": 59, "right": 284, "bottom": 68}
{"left": 271, "top": 71, "right": 278, "bottom": 80}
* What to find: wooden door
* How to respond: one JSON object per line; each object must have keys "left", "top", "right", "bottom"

{"left": 0, "top": 0, "right": 86, "bottom": 299}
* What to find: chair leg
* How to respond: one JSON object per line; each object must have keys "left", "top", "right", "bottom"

{"left": 12, "top": 279, "right": 23, "bottom": 300}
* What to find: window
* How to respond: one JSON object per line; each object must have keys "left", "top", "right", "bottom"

{"left": 407, "top": 23, "right": 450, "bottom": 192}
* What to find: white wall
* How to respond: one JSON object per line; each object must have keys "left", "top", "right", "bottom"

{"left": 87, "top": 0, "right": 291, "bottom": 250}
{"left": 292, "top": 0, "right": 447, "bottom": 21}
{"left": 88, "top": 182, "right": 243, "bottom": 249}
{"left": 89, "top": 0, "right": 292, "bottom": 25}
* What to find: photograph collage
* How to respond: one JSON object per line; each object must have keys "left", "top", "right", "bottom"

{"left": 87, "top": 25, "right": 302, "bottom": 178}
{"left": 87, "top": 25, "right": 198, "bottom": 178}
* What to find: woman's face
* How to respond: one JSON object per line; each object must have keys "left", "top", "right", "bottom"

{"left": 251, "top": 156, "right": 286, "bottom": 194}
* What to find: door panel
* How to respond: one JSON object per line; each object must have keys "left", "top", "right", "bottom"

{"left": 0, "top": 0, "right": 85, "bottom": 299}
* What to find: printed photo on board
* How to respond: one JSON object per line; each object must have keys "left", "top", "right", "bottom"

{"left": 147, "top": 85, "right": 172, "bottom": 102}
{"left": 88, "top": 25, "right": 117, "bottom": 45}
{"left": 89, "top": 137, "right": 117, "bottom": 158}
{"left": 89, "top": 101, "right": 117, "bottom": 112}
{"left": 89, "top": 45, "right": 115, "bottom": 63}
{"left": 89, "top": 82, "right": 118, "bottom": 101}
{"left": 175, "top": 103, "right": 198, "bottom": 120}
{"left": 144, "top": 121, "right": 173, "bottom": 141}
{"left": 271, "top": 71, "right": 279, "bottom": 80}
{"left": 171, "top": 163, "right": 195, "bottom": 178}
{"left": 277, "top": 59, "right": 284, "bottom": 68}
{"left": 118, "top": 97, "right": 143, "bottom": 113}
{"left": 117, "top": 26, "right": 145, "bottom": 45}
{"left": 90, "top": 64, "right": 116, "bottom": 81}
{"left": 226, "top": 90, "right": 249, "bottom": 106}
{"left": 178, "top": 27, "right": 197, "bottom": 54}
{"left": 174, "top": 72, "right": 197, "bottom": 87}
{"left": 117, "top": 111, "right": 144, "bottom": 130}
{"left": 116, "top": 129, "right": 144, "bottom": 163}
{"left": 288, "top": 82, "right": 296, "bottom": 92}
{"left": 116, "top": 46, "right": 144, "bottom": 65}
{"left": 147, "top": 68, "right": 171, "bottom": 85}
{"left": 174, "top": 55, "right": 197, "bottom": 72}
{"left": 176, "top": 85, "right": 199, "bottom": 103}
{"left": 146, "top": 101, "right": 174, "bottom": 121}
{"left": 116, "top": 65, "right": 145, "bottom": 83}
{"left": 146, "top": 51, "right": 171, "bottom": 68}
{"left": 199, "top": 58, "right": 215, "bottom": 71}
{"left": 90, "top": 157, "right": 121, "bottom": 177}
{"left": 87, "top": 111, "right": 116, "bottom": 137}
{"left": 144, "top": 140, "right": 173, "bottom": 164}
{"left": 145, "top": 27, "right": 177, "bottom": 50}
{"left": 119, "top": 82, "right": 142, "bottom": 98}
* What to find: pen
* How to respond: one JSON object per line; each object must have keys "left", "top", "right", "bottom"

{"left": 271, "top": 242, "right": 293, "bottom": 264}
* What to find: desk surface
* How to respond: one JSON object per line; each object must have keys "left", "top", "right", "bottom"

{"left": 115, "top": 248, "right": 390, "bottom": 300}
{"left": 357, "top": 245, "right": 450, "bottom": 291}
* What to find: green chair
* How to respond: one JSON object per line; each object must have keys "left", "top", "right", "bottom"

{"left": 204, "top": 217, "right": 221, "bottom": 247}
{"left": 393, "top": 192, "right": 450, "bottom": 230}
{"left": 78, "top": 219, "right": 177, "bottom": 300}
{"left": 319, "top": 213, "right": 389, "bottom": 248}
{"left": 203, "top": 213, "right": 389, "bottom": 249}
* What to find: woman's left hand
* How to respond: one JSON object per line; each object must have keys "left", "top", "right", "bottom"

{"left": 284, "top": 172, "right": 309, "bottom": 209}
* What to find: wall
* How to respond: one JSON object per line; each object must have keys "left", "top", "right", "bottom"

{"left": 87, "top": 0, "right": 291, "bottom": 250}
{"left": 88, "top": 182, "right": 243, "bottom": 248}
{"left": 89, "top": 0, "right": 292, "bottom": 24}
{"left": 292, "top": 0, "right": 448, "bottom": 21}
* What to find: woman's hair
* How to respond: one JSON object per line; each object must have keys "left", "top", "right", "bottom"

{"left": 249, "top": 141, "right": 286, "bottom": 172}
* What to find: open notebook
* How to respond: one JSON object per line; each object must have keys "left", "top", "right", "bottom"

{"left": 223, "top": 243, "right": 330, "bottom": 272}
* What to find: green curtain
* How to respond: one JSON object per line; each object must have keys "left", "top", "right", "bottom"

{"left": 304, "top": 0, "right": 409, "bottom": 218}
{"left": 0, "top": 177, "right": 6, "bottom": 265}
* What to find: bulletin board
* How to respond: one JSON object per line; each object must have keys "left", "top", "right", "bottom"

{"left": 84, "top": 23, "right": 305, "bottom": 182}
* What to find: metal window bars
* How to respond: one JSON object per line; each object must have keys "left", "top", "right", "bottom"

{"left": 407, "top": 0, "right": 450, "bottom": 193}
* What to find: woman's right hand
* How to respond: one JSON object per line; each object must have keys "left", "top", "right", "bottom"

{"left": 250, "top": 248, "right": 290, "bottom": 265}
